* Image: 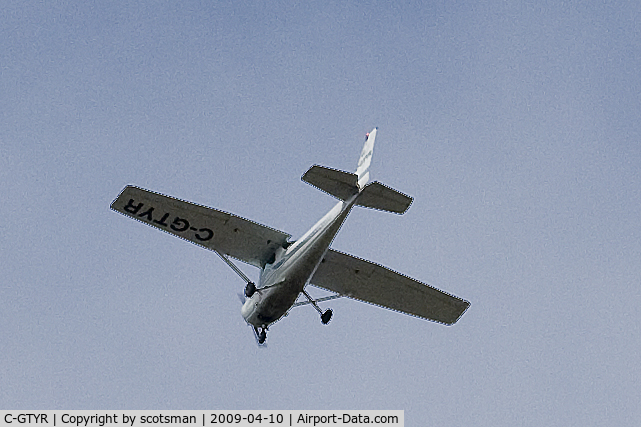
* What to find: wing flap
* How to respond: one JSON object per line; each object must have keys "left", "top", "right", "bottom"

{"left": 111, "top": 186, "right": 290, "bottom": 267}
{"left": 310, "top": 249, "right": 469, "bottom": 325}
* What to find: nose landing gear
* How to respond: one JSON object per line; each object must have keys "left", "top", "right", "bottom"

{"left": 253, "top": 326, "right": 267, "bottom": 345}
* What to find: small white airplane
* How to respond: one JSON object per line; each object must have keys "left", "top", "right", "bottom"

{"left": 111, "top": 128, "right": 469, "bottom": 344}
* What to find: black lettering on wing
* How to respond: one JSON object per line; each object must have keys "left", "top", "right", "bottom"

{"left": 195, "top": 228, "right": 214, "bottom": 241}
{"left": 170, "top": 217, "right": 190, "bottom": 232}
{"left": 138, "top": 207, "right": 154, "bottom": 221}
{"left": 153, "top": 212, "right": 170, "bottom": 227}
{"left": 124, "top": 199, "right": 143, "bottom": 214}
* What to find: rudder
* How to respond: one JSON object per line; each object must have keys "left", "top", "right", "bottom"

{"left": 356, "top": 128, "right": 377, "bottom": 188}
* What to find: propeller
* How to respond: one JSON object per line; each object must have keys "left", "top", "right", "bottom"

{"left": 237, "top": 292, "right": 246, "bottom": 305}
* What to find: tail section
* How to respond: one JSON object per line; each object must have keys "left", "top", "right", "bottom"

{"left": 302, "top": 127, "right": 413, "bottom": 214}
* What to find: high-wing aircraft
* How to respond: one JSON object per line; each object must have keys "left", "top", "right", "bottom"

{"left": 111, "top": 128, "right": 469, "bottom": 344}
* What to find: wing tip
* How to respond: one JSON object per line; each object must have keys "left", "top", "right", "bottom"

{"left": 442, "top": 299, "right": 471, "bottom": 326}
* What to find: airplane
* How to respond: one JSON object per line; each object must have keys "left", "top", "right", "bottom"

{"left": 111, "top": 128, "right": 470, "bottom": 344}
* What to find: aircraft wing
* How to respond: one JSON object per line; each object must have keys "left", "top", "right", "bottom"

{"left": 310, "top": 249, "right": 470, "bottom": 325}
{"left": 111, "top": 186, "right": 291, "bottom": 267}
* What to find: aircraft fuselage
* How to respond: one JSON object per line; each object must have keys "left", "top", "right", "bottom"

{"left": 111, "top": 128, "right": 469, "bottom": 346}
{"left": 241, "top": 194, "right": 358, "bottom": 328}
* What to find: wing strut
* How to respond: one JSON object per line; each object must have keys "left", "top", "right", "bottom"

{"left": 292, "top": 294, "right": 342, "bottom": 307}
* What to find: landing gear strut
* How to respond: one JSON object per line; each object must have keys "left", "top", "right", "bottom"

{"left": 302, "top": 290, "right": 333, "bottom": 325}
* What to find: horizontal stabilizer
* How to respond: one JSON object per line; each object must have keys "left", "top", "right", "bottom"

{"left": 356, "top": 181, "right": 413, "bottom": 214}
{"left": 302, "top": 165, "right": 359, "bottom": 201}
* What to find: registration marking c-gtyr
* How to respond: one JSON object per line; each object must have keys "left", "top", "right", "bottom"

{"left": 123, "top": 198, "right": 214, "bottom": 242}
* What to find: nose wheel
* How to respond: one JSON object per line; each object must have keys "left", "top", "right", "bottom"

{"left": 254, "top": 326, "right": 267, "bottom": 345}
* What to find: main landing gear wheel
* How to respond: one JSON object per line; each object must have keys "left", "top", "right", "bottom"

{"left": 321, "top": 309, "right": 333, "bottom": 325}
{"left": 301, "top": 289, "right": 336, "bottom": 325}
{"left": 244, "top": 282, "right": 256, "bottom": 298}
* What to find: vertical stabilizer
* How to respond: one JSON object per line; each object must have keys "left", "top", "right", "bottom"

{"left": 356, "top": 128, "right": 377, "bottom": 188}
{"left": 301, "top": 127, "right": 412, "bottom": 214}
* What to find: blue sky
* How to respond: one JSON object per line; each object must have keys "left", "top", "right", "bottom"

{"left": 1, "top": 0, "right": 640, "bottom": 425}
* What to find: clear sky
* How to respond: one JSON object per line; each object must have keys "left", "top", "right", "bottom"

{"left": 1, "top": 0, "right": 640, "bottom": 424}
